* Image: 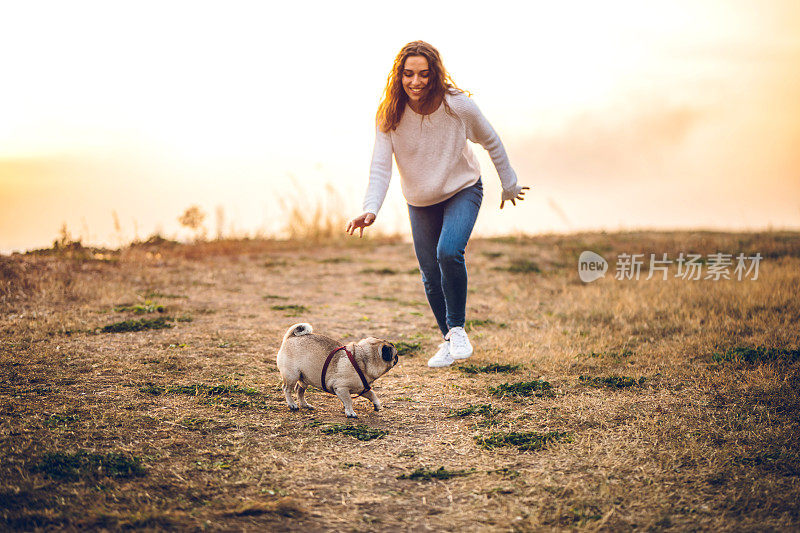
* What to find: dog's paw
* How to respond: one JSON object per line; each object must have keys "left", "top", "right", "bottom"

{"left": 345, "top": 412, "right": 358, "bottom": 418}
{"left": 288, "top": 405, "right": 299, "bottom": 411}
{"left": 372, "top": 403, "right": 381, "bottom": 412}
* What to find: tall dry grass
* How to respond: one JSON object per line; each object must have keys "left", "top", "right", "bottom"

{"left": 276, "top": 182, "right": 401, "bottom": 243}
{"left": 1, "top": 191, "right": 406, "bottom": 307}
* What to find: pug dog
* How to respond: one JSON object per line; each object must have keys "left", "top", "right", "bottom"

{"left": 276, "top": 323, "right": 399, "bottom": 418}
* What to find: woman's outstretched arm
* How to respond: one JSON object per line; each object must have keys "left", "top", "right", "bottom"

{"left": 346, "top": 126, "right": 393, "bottom": 237}
{"left": 362, "top": 126, "right": 394, "bottom": 216}
{"left": 452, "top": 94, "right": 529, "bottom": 208}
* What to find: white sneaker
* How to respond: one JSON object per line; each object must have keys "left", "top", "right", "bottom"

{"left": 427, "top": 341, "right": 454, "bottom": 367}
{"left": 446, "top": 326, "right": 473, "bottom": 359}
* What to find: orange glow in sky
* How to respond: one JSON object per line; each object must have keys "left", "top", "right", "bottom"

{"left": 1, "top": 1, "right": 799, "bottom": 252}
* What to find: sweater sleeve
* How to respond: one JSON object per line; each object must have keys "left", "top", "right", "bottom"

{"left": 455, "top": 94, "right": 519, "bottom": 193}
{"left": 362, "top": 125, "right": 394, "bottom": 215}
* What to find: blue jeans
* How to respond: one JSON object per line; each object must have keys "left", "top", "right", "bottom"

{"left": 408, "top": 178, "right": 483, "bottom": 338}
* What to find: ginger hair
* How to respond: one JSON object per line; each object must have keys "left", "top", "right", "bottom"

{"left": 376, "top": 40, "right": 468, "bottom": 132}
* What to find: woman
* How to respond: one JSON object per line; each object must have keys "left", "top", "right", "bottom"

{"left": 346, "top": 41, "right": 528, "bottom": 368}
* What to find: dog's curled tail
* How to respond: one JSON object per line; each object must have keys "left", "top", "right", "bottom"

{"left": 283, "top": 323, "right": 313, "bottom": 343}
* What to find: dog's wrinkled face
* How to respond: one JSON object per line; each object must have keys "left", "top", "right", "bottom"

{"left": 381, "top": 342, "right": 399, "bottom": 366}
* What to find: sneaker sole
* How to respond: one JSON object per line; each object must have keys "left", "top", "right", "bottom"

{"left": 428, "top": 360, "right": 454, "bottom": 367}
{"left": 451, "top": 352, "right": 472, "bottom": 360}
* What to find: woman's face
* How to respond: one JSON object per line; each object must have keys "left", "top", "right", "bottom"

{"left": 402, "top": 55, "right": 430, "bottom": 103}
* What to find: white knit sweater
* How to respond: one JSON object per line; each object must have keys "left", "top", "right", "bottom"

{"left": 362, "top": 91, "right": 519, "bottom": 214}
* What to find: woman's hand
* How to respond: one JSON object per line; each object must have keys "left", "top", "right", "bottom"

{"left": 345, "top": 212, "right": 376, "bottom": 238}
{"left": 500, "top": 185, "right": 530, "bottom": 209}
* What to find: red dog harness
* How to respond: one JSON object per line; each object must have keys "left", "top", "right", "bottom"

{"left": 321, "top": 345, "right": 371, "bottom": 396}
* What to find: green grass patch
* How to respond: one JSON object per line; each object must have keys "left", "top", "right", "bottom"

{"left": 141, "top": 382, "right": 271, "bottom": 410}
{"left": 271, "top": 304, "right": 309, "bottom": 316}
{"left": 197, "top": 396, "right": 272, "bottom": 410}
{"left": 139, "top": 383, "right": 261, "bottom": 397}
{"left": 579, "top": 349, "right": 634, "bottom": 359}
{"left": 448, "top": 404, "right": 505, "bottom": 429}
{"left": 319, "top": 424, "right": 388, "bottom": 441}
{"left": 489, "top": 380, "right": 553, "bottom": 398}
{"left": 397, "top": 466, "right": 476, "bottom": 481}
{"left": 364, "top": 295, "right": 397, "bottom": 302}
{"left": 101, "top": 316, "right": 173, "bottom": 333}
{"left": 476, "top": 431, "right": 572, "bottom": 451}
{"left": 44, "top": 413, "right": 80, "bottom": 427}
{"left": 142, "top": 290, "right": 185, "bottom": 299}
{"left": 263, "top": 294, "right": 287, "bottom": 300}
{"left": 139, "top": 383, "right": 166, "bottom": 395}
{"left": 359, "top": 267, "right": 398, "bottom": 275}
{"left": 458, "top": 363, "right": 521, "bottom": 374}
{"left": 579, "top": 375, "right": 646, "bottom": 388}
{"left": 490, "top": 467, "right": 521, "bottom": 478}
{"left": 179, "top": 417, "right": 211, "bottom": 430}
{"left": 474, "top": 418, "right": 504, "bottom": 428}
{"left": 712, "top": 346, "right": 800, "bottom": 364}
{"left": 176, "top": 315, "right": 193, "bottom": 323}
{"left": 464, "top": 318, "right": 507, "bottom": 331}
{"left": 447, "top": 403, "right": 502, "bottom": 418}
{"left": 114, "top": 301, "right": 165, "bottom": 314}
{"left": 482, "top": 251, "right": 504, "bottom": 259}
{"left": 495, "top": 259, "right": 541, "bottom": 273}
{"left": 394, "top": 341, "right": 421, "bottom": 357}
{"left": 32, "top": 450, "right": 146, "bottom": 480}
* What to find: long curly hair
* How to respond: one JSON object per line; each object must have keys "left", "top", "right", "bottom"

{"left": 376, "top": 41, "right": 468, "bottom": 133}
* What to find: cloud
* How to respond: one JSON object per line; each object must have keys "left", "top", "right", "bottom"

{"left": 509, "top": 103, "right": 707, "bottom": 189}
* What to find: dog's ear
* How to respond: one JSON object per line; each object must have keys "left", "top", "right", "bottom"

{"left": 381, "top": 343, "right": 394, "bottom": 362}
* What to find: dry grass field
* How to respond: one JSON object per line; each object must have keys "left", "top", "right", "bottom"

{"left": 1, "top": 230, "right": 799, "bottom": 531}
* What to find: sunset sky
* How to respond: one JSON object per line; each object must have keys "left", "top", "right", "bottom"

{"left": 1, "top": 1, "right": 799, "bottom": 253}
